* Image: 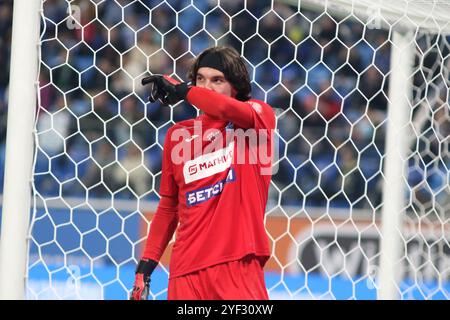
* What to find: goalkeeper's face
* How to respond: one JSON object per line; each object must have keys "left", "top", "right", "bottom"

{"left": 195, "top": 67, "right": 236, "bottom": 98}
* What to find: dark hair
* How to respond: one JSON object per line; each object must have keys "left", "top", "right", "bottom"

{"left": 187, "top": 46, "right": 251, "bottom": 101}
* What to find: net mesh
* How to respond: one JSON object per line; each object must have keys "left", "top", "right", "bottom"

{"left": 26, "top": 0, "right": 450, "bottom": 299}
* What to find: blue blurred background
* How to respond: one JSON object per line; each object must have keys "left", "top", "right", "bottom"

{"left": 1, "top": 0, "right": 397, "bottom": 207}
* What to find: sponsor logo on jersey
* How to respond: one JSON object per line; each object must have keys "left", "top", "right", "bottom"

{"left": 183, "top": 141, "right": 234, "bottom": 184}
{"left": 186, "top": 168, "right": 235, "bottom": 206}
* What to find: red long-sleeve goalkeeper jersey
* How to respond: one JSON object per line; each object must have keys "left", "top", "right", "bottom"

{"left": 143, "top": 87, "right": 276, "bottom": 279}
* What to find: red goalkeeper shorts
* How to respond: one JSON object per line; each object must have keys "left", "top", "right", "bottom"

{"left": 167, "top": 254, "right": 269, "bottom": 300}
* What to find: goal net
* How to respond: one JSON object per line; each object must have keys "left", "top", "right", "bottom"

{"left": 22, "top": 0, "right": 450, "bottom": 299}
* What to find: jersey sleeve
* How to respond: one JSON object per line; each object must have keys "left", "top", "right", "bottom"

{"left": 141, "top": 127, "right": 179, "bottom": 262}
{"left": 243, "top": 99, "right": 276, "bottom": 131}
{"left": 186, "top": 86, "right": 275, "bottom": 130}
{"left": 141, "top": 194, "right": 179, "bottom": 262}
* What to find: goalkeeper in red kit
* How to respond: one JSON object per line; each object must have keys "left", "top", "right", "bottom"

{"left": 130, "top": 46, "right": 276, "bottom": 300}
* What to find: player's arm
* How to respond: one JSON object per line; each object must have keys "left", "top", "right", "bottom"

{"left": 130, "top": 129, "right": 179, "bottom": 300}
{"left": 141, "top": 195, "right": 179, "bottom": 261}
{"left": 142, "top": 75, "right": 274, "bottom": 129}
{"left": 186, "top": 86, "right": 254, "bottom": 128}
{"left": 186, "top": 86, "right": 276, "bottom": 131}
{"left": 130, "top": 195, "right": 178, "bottom": 300}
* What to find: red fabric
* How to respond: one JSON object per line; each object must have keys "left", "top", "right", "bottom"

{"left": 142, "top": 195, "right": 178, "bottom": 261}
{"left": 186, "top": 86, "right": 255, "bottom": 129}
{"left": 167, "top": 255, "right": 269, "bottom": 300}
{"left": 142, "top": 90, "right": 275, "bottom": 279}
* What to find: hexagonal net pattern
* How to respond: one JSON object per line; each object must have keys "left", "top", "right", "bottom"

{"left": 27, "top": 0, "right": 449, "bottom": 299}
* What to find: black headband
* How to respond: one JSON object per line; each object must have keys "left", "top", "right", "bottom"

{"left": 197, "top": 52, "right": 226, "bottom": 74}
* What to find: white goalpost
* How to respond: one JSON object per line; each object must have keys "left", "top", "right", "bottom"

{"left": 378, "top": 30, "right": 414, "bottom": 300}
{"left": 0, "top": 0, "right": 449, "bottom": 300}
{"left": 0, "top": 0, "right": 40, "bottom": 299}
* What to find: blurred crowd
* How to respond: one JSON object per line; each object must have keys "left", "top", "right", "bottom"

{"left": 0, "top": 0, "right": 449, "bottom": 213}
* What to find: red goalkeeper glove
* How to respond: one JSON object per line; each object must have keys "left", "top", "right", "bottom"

{"left": 129, "top": 258, "right": 158, "bottom": 300}
{"left": 141, "top": 74, "right": 190, "bottom": 106}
